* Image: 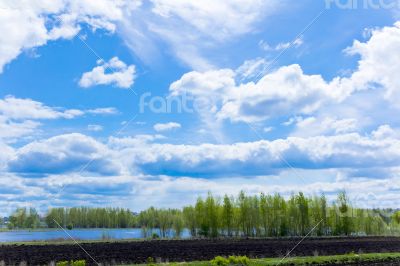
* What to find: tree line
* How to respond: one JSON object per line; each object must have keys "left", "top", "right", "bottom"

{"left": 6, "top": 207, "right": 40, "bottom": 229}
{"left": 46, "top": 207, "right": 136, "bottom": 229}
{"left": 178, "top": 191, "right": 398, "bottom": 238}
{"left": 4, "top": 191, "right": 400, "bottom": 238}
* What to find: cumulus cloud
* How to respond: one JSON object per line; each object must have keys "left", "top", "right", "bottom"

{"left": 338, "top": 22, "right": 400, "bottom": 105}
{"left": 8, "top": 133, "right": 120, "bottom": 176}
{"left": 372, "top": 124, "right": 400, "bottom": 139}
{"left": 8, "top": 126, "right": 398, "bottom": 179}
{"left": 2, "top": 126, "right": 400, "bottom": 211}
{"left": 0, "top": 96, "right": 82, "bottom": 141}
{"left": 291, "top": 117, "right": 358, "bottom": 137}
{"left": 0, "top": 95, "right": 118, "bottom": 141}
{"left": 219, "top": 64, "right": 332, "bottom": 123}
{"left": 127, "top": 130, "right": 400, "bottom": 177}
{"left": 168, "top": 22, "right": 400, "bottom": 128}
{"left": 153, "top": 122, "right": 181, "bottom": 132}
{"left": 0, "top": 119, "right": 41, "bottom": 141}
{"left": 171, "top": 64, "right": 333, "bottom": 123}
{"left": 0, "top": 0, "right": 138, "bottom": 73}
{"left": 79, "top": 57, "right": 136, "bottom": 89}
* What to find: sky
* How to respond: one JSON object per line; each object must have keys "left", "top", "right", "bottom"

{"left": 0, "top": 0, "right": 400, "bottom": 215}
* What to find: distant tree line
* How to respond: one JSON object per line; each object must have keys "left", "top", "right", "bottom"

{"left": 6, "top": 207, "right": 40, "bottom": 229}
{"left": 178, "top": 191, "right": 398, "bottom": 238}
{"left": 4, "top": 191, "right": 400, "bottom": 238}
{"left": 46, "top": 207, "right": 136, "bottom": 229}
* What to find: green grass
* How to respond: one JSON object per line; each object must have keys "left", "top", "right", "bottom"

{"left": 122, "top": 253, "right": 400, "bottom": 266}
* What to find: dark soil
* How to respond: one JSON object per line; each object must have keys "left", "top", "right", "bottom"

{"left": 1, "top": 236, "right": 400, "bottom": 265}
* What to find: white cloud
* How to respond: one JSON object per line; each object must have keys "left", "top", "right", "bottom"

{"left": 79, "top": 57, "right": 136, "bottom": 89}
{"left": 0, "top": 0, "right": 138, "bottom": 73}
{"left": 153, "top": 122, "right": 181, "bottom": 132}
{"left": 2, "top": 126, "right": 400, "bottom": 210}
{"left": 338, "top": 22, "right": 400, "bottom": 105}
{"left": 171, "top": 64, "right": 333, "bottom": 123}
{"left": 0, "top": 95, "right": 83, "bottom": 120}
{"left": 0, "top": 95, "right": 117, "bottom": 141}
{"left": 126, "top": 174, "right": 400, "bottom": 209}
{"left": 87, "top": 124, "right": 103, "bottom": 132}
{"left": 0, "top": 95, "right": 118, "bottom": 120}
{"left": 275, "top": 37, "right": 303, "bottom": 50}
{"left": 8, "top": 133, "right": 120, "bottom": 176}
{"left": 291, "top": 117, "right": 358, "bottom": 137}
{"left": 372, "top": 124, "right": 400, "bottom": 140}
{"left": 169, "top": 22, "right": 400, "bottom": 128}
{"left": 282, "top": 116, "right": 302, "bottom": 126}
{"left": 0, "top": 141, "right": 14, "bottom": 170}
{"left": 120, "top": 0, "right": 283, "bottom": 69}
{"left": 236, "top": 58, "right": 269, "bottom": 81}
{"left": 170, "top": 69, "right": 235, "bottom": 99}
{"left": 0, "top": 117, "right": 40, "bottom": 140}
{"left": 93, "top": 126, "right": 400, "bottom": 178}
{"left": 218, "top": 64, "right": 332, "bottom": 123}
{"left": 150, "top": 0, "right": 277, "bottom": 40}
{"left": 87, "top": 107, "right": 119, "bottom": 115}
{"left": 0, "top": 95, "right": 84, "bottom": 141}
{"left": 259, "top": 37, "right": 303, "bottom": 51}
{"left": 0, "top": 1, "right": 283, "bottom": 71}
{"left": 263, "top": 127, "right": 274, "bottom": 133}
{"left": 4, "top": 126, "right": 387, "bottom": 180}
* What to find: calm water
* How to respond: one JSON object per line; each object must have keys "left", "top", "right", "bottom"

{"left": 0, "top": 228, "right": 191, "bottom": 242}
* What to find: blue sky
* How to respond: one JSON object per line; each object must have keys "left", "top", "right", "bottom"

{"left": 1, "top": 0, "right": 400, "bottom": 215}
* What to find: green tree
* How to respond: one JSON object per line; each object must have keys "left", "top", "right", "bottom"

{"left": 183, "top": 206, "right": 197, "bottom": 236}
{"left": 222, "top": 195, "right": 234, "bottom": 236}
{"left": 337, "top": 191, "right": 353, "bottom": 235}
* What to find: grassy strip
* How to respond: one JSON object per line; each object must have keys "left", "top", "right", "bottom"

{"left": 124, "top": 253, "right": 400, "bottom": 266}
{"left": 256, "top": 253, "right": 400, "bottom": 265}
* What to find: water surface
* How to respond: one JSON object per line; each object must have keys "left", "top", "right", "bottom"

{"left": 0, "top": 228, "right": 190, "bottom": 243}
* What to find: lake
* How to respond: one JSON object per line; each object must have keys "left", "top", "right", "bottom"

{"left": 0, "top": 228, "right": 191, "bottom": 243}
